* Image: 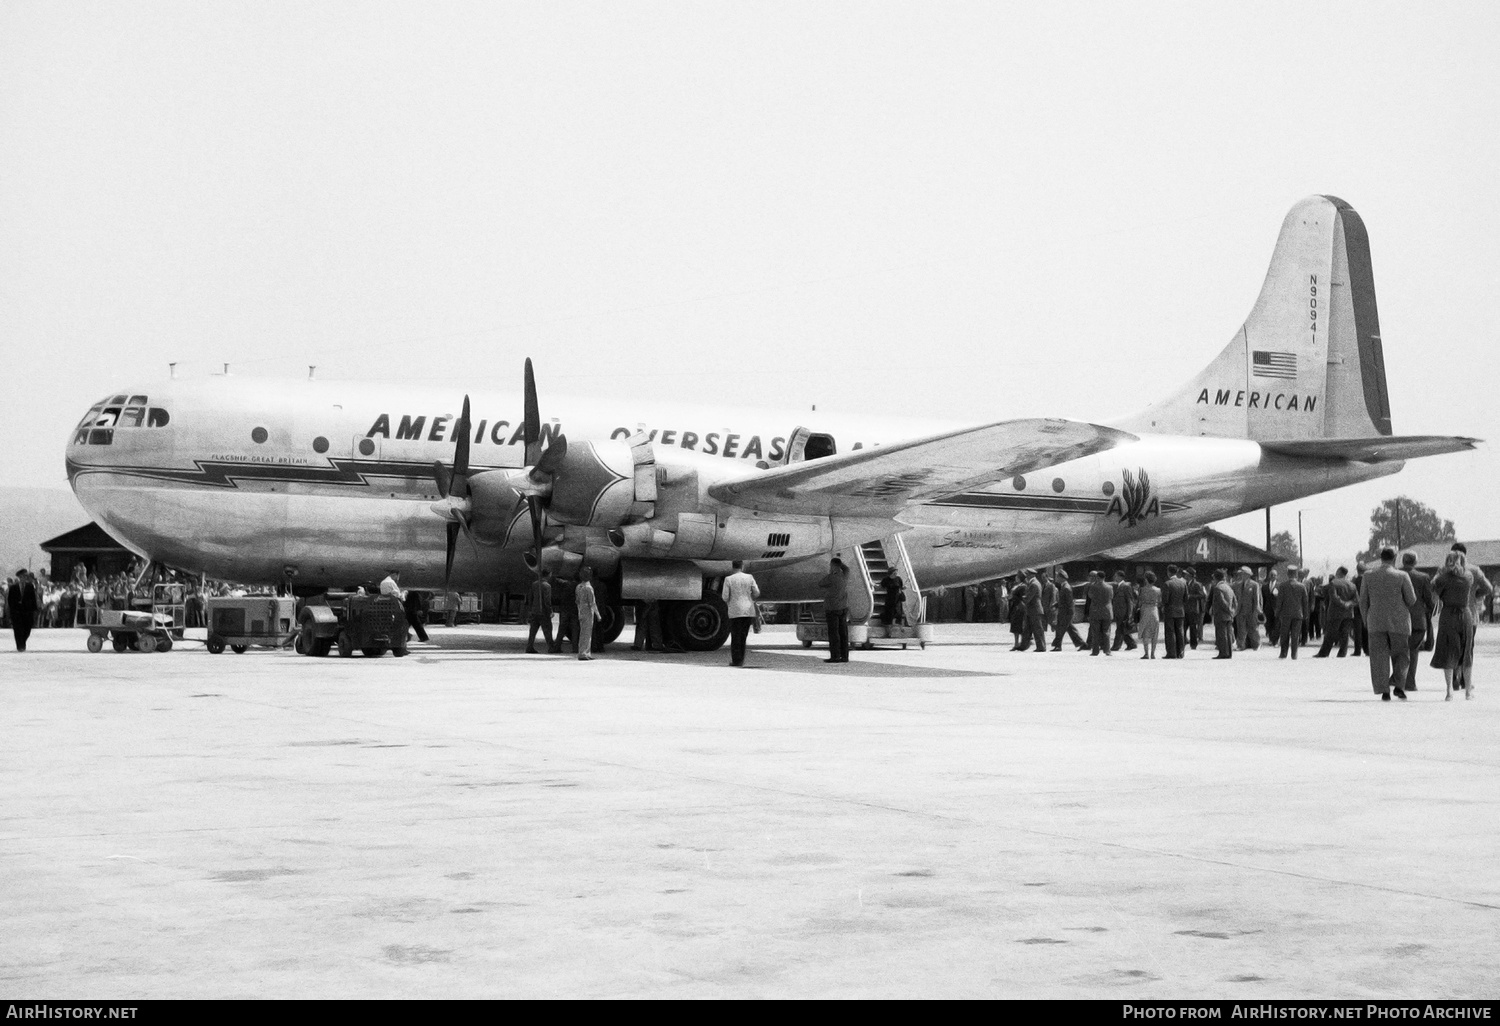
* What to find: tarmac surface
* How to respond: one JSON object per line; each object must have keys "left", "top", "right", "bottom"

{"left": 3, "top": 622, "right": 1499, "bottom": 999}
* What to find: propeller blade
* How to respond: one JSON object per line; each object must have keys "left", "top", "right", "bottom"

{"left": 445, "top": 520, "right": 459, "bottom": 586}
{"left": 432, "top": 460, "right": 451, "bottom": 499}
{"left": 533, "top": 435, "right": 569, "bottom": 478}
{"left": 527, "top": 495, "right": 544, "bottom": 576}
{"left": 523, "top": 358, "right": 542, "bottom": 467}
{"left": 452, "top": 395, "right": 471, "bottom": 496}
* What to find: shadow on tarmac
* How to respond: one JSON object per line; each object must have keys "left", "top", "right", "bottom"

{"left": 410, "top": 630, "right": 1004, "bottom": 678}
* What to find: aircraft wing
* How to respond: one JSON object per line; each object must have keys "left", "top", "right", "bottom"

{"left": 708, "top": 419, "right": 1136, "bottom": 517}
{"left": 1261, "top": 435, "right": 1480, "bottom": 463}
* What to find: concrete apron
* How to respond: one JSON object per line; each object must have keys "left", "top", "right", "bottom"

{"left": 3, "top": 624, "right": 1497, "bottom": 998}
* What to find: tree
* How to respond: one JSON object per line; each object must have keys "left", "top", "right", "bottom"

{"left": 1361, "top": 496, "right": 1455, "bottom": 563}
{"left": 1268, "top": 530, "right": 1300, "bottom": 568}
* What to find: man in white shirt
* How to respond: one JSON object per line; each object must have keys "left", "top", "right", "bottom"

{"left": 379, "top": 571, "right": 403, "bottom": 599}
{"left": 722, "top": 561, "right": 761, "bottom": 667}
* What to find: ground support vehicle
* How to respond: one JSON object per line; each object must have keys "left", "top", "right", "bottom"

{"left": 84, "top": 608, "right": 177, "bottom": 653}
{"left": 205, "top": 595, "right": 298, "bottom": 654}
{"left": 296, "top": 593, "right": 408, "bottom": 658}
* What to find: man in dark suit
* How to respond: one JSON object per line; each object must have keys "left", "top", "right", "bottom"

{"left": 1359, "top": 547, "right": 1418, "bottom": 700}
{"left": 1185, "top": 568, "right": 1207, "bottom": 649}
{"left": 1110, "top": 570, "right": 1137, "bottom": 651}
{"left": 1277, "top": 570, "right": 1308, "bottom": 659}
{"left": 524, "top": 571, "right": 555, "bottom": 654}
{"left": 1315, "top": 568, "right": 1358, "bottom": 657}
{"left": 7, "top": 569, "right": 38, "bottom": 652}
{"left": 1050, "top": 569, "right": 1086, "bottom": 651}
{"left": 1351, "top": 565, "right": 1368, "bottom": 657}
{"left": 1401, "top": 552, "right": 1433, "bottom": 692}
{"left": 1023, "top": 570, "right": 1048, "bottom": 654}
{"left": 1161, "top": 565, "right": 1188, "bottom": 659}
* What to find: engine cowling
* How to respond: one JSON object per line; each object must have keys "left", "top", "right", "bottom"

{"left": 544, "top": 438, "right": 657, "bottom": 528}
{"left": 465, "top": 471, "right": 531, "bottom": 547}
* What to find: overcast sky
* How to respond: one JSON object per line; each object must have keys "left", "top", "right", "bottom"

{"left": 2, "top": 1, "right": 1496, "bottom": 570}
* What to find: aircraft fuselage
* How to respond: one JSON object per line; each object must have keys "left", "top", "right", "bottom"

{"left": 65, "top": 377, "right": 1397, "bottom": 599}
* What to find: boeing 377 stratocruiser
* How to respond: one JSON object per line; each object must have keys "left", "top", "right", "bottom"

{"left": 65, "top": 196, "right": 1478, "bottom": 650}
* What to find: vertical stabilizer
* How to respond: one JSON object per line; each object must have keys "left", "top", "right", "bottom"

{"left": 1115, "top": 195, "right": 1392, "bottom": 440}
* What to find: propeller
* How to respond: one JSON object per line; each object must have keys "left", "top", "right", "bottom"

{"left": 517, "top": 358, "right": 563, "bottom": 575}
{"left": 430, "top": 395, "right": 473, "bottom": 587}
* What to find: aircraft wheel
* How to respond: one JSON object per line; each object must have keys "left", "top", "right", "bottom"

{"left": 206, "top": 634, "right": 226, "bottom": 655}
{"left": 362, "top": 646, "right": 386, "bottom": 658}
{"left": 664, "top": 593, "right": 730, "bottom": 652}
{"left": 231, "top": 644, "right": 248, "bottom": 654}
{"left": 595, "top": 602, "right": 626, "bottom": 649}
{"left": 86, "top": 634, "right": 104, "bottom": 653}
{"left": 138, "top": 633, "right": 158, "bottom": 654}
{"left": 336, "top": 631, "right": 353, "bottom": 658}
{"left": 112, "top": 633, "right": 129, "bottom": 653}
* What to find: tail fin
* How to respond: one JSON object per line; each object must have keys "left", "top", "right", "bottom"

{"left": 1116, "top": 195, "right": 1392, "bottom": 441}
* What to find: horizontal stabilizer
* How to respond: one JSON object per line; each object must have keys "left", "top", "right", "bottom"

{"left": 709, "top": 419, "right": 1136, "bottom": 517}
{"left": 1261, "top": 435, "right": 1479, "bottom": 463}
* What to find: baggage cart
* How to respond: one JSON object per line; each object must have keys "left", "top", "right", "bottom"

{"left": 84, "top": 608, "right": 177, "bottom": 653}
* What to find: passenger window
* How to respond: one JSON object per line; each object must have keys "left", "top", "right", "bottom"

{"left": 147, "top": 407, "right": 170, "bottom": 427}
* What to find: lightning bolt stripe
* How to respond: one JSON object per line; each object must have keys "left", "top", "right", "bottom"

{"left": 65, "top": 456, "right": 513, "bottom": 490}
{"left": 930, "top": 492, "right": 1189, "bottom": 515}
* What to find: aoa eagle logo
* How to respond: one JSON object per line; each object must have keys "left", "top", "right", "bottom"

{"left": 1105, "top": 468, "right": 1160, "bottom": 527}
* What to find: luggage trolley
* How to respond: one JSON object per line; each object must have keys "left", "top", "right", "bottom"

{"left": 85, "top": 609, "right": 177, "bottom": 653}
{"left": 81, "top": 584, "right": 185, "bottom": 653}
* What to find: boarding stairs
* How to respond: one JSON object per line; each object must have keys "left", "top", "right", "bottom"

{"left": 794, "top": 534, "right": 932, "bottom": 650}
{"left": 857, "top": 534, "right": 930, "bottom": 648}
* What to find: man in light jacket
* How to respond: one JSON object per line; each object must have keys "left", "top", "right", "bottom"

{"left": 1233, "top": 567, "right": 1263, "bottom": 650}
{"left": 1086, "top": 572, "right": 1114, "bottom": 657}
{"left": 1359, "top": 547, "right": 1418, "bottom": 700}
{"left": 1210, "top": 569, "right": 1238, "bottom": 659}
{"left": 723, "top": 560, "right": 761, "bottom": 667}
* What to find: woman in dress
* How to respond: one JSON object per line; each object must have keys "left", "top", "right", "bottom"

{"left": 1136, "top": 570, "right": 1162, "bottom": 660}
{"left": 880, "top": 569, "right": 906, "bottom": 627}
{"left": 1430, "top": 550, "right": 1473, "bottom": 700}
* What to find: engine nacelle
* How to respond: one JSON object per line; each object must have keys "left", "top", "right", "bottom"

{"left": 547, "top": 438, "right": 656, "bottom": 528}
{"left": 465, "top": 470, "right": 529, "bottom": 547}
{"left": 609, "top": 510, "right": 830, "bottom": 562}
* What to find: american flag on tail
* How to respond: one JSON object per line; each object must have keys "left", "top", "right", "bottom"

{"left": 1252, "top": 350, "right": 1297, "bottom": 380}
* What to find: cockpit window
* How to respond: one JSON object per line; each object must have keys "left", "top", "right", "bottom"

{"left": 73, "top": 395, "right": 170, "bottom": 445}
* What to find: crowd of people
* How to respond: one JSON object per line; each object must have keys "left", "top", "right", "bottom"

{"left": 997, "top": 542, "right": 1494, "bottom": 699}
{"left": 8, "top": 549, "right": 1494, "bottom": 695}
{"left": 2, "top": 560, "right": 282, "bottom": 648}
